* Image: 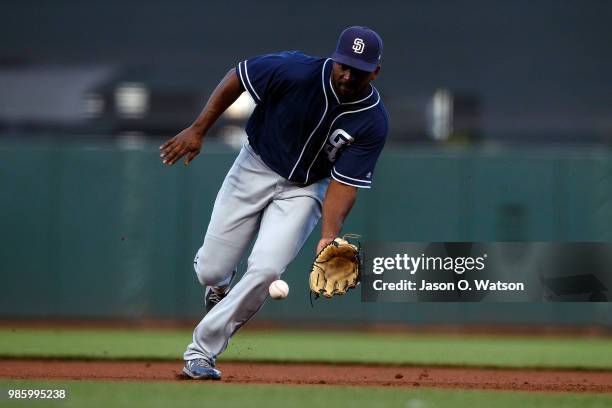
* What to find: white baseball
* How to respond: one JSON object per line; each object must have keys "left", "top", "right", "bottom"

{"left": 269, "top": 280, "right": 289, "bottom": 299}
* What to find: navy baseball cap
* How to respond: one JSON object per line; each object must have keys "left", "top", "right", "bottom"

{"left": 331, "top": 26, "right": 383, "bottom": 72}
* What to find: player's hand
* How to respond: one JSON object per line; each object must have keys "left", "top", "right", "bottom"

{"left": 316, "top": 238, "right": 334, "bottom": 254}
{"left": 159, "top": 126, "right": 203, "bottom": 166}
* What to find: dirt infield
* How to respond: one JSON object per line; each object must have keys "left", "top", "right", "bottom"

{"left": 2, "top": 359, "right": 611, "bottom": 393}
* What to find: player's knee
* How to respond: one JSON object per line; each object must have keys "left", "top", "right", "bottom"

{"left": 248, "top": 263, "right": 282, "bottom": 285}
{"left": 193, "top": 255, "right": 227, "bottom": 287}
{"left": 247, "top": 252, "right": 284, "bottom": 284}
{"left": 261, "top": 268, "right": 281, "bottom": 283}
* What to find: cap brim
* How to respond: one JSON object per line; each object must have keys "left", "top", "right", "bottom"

{"left": 331, "top": 52, "right": 378, "bottom": 72}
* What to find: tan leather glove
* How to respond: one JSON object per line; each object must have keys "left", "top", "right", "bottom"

{"left": 309, "top": 237, "right": 360, "bottom": 298}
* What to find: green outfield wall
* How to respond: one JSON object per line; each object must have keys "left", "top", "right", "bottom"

{"left": 1, "top": 139, "right": 611, "bottom": 326}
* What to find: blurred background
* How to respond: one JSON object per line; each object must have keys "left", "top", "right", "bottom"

{"left": 1, "top": 0, "right": 611, "bottom": 329}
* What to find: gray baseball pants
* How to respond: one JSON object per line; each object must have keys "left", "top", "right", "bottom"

{"left": 183, "top": 141, "right": 329, "bottom": 363}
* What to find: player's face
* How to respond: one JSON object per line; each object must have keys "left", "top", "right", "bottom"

{"left": 332, "top": 62, "right": 379, "bottom": 99}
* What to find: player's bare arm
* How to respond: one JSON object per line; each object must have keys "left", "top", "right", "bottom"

{"left": 316, "top": 179, "right": 358, "bottom": 253}
{"left": 160, "top": 69, "right": 244, "bottom": 166}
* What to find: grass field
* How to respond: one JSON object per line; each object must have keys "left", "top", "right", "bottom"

{"left": 1, "top": 380, "right": 611, "bottom": 408}
{"left": 1, "top": 327, "right": 611, "bottom": 407}
{"left": 1, "top": 328, "right": 611, "bottom": 370}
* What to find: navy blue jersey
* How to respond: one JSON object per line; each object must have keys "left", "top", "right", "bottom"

{"left": 236, "top": 51, "right": 388, "bottom": 189}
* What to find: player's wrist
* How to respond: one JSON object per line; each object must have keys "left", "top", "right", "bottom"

{"left": 316, "top": 237, "right": 335, "bottom": 254}
{"left": 188, "top": 123, "right": 206, "bottom": 140}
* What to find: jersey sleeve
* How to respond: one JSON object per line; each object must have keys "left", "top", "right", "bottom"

{"left": 236, "top": 52, "right": 291, "bottom": 104}
{"left": 331, "top": 118, "right": 388, "bottom": 189}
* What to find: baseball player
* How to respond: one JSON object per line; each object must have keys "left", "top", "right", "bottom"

{"left": 159, "top": 26, "right": 388, "bottom": 380}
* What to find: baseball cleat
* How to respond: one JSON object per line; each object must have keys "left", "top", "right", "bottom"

{"left": 205, "top": 269, "right": 237, "bottom": 313}
{"left": 183, "top": 359, "right": 222, "bottom": 380}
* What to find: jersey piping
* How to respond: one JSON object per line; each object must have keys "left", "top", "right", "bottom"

{"left": 287, "top": 58, "right": 331, "bottom": 180}
{"left": 238, "top": 61, "right": 262, "bottom": 103}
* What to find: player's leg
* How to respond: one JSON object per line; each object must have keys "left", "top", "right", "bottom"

{"left": 183, "top": 142, "right": 283, "bottom": 377}
{"left": 184, "top": 179, "right": 328, "bottom": 363}
{"left": 191, "top": 144, "right": 276, "bottom": 290}
{"left": 184, "top": 144, "right": 282, "bottom": 370}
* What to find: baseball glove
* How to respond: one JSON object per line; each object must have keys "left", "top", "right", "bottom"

{"left": 309, "top": 236, "right": 361, "bottom": 299}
